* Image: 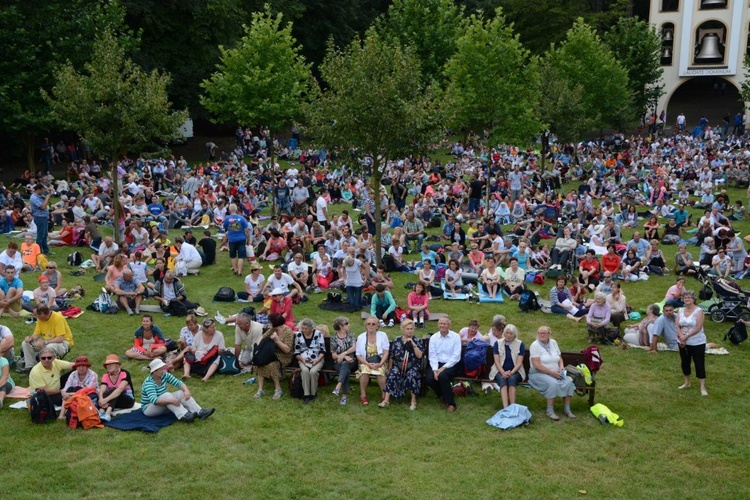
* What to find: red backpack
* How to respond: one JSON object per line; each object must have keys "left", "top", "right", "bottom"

{"left": 582, "top": 345, "right": 603, "bottom": 372}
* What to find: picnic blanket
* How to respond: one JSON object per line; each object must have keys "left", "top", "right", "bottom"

{"left": 626, "top": 342, "right": 730, "bottom": 355}
{"left": 104, "top": 410, "right": 178, "bottom": 432}
{"left": 7, "top": 386, "right": 30, "bottom": 399}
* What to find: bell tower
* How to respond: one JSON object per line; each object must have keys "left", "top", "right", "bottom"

{"left": 650, "top": 0, "right": 748, "bottom": 129}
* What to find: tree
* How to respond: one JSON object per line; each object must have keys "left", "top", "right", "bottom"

{"left": 537, "top": 58, "right": 594, "bottom": 164}
{"left": 305, "top": 30, "right": 442, "bottom": 266}
{"left": 201, "top": 6, "right": 312, "bottom": 191}
{"left": 741, "top": 55, "right": 750, "bottom": 104}
{"left": 43, "top": 31, "right": 187, "bottom": 245}
{"left": 604, "top": 16, "right": 664, "bottom": 120}
{"left": 0, "top": 0, "right": 132, "bottom": 169}
{"left": 545, "top": 18, "right": 631, "bottom": 133}
{"left": 376, "top": 0, "right": 467, "bottom": 84}
{"left": 443, "top": 8, "right": 541, "bottom": 205}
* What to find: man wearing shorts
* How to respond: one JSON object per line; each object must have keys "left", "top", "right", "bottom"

{"left": 223, "top": 204, "right": 250, "bottom": 277}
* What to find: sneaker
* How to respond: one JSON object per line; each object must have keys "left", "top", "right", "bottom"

{"left": 379, "top": 319, "right": 385, "bottom": 327}
{"left": 387, "top": 320, "right": 394, "bottom": 327}
{"left": 198, "top": 408, "right": 215, "bottom": 420}
{"left": 314, "top": 287, "right": 322, "bottom": 293}
{"left": 332, "top": 387, "right": 340, "bottom": 396}
{"left": 340, "top": 396, "right": 347, "bottom": 405}
{"left": 99, "top": 412, "right": 112, "bottom": 422}
{"left": 134, "top": 308, "right": 140, "bottom": 315}
{"left": 215, "top": 312, "right": 226, "bottom": 325}
{"left": 25, "top": 317, "right": 37, "bottom": 324}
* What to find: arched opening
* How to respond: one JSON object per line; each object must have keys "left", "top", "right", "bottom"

{"left": 661, "top": 23, "right": 675, "bottom": 66}
{"left": 694, "top": 20, "right": 727, "bottom": 65}
{"left": 666, "top": 77, "right": 743, "bottom": 129}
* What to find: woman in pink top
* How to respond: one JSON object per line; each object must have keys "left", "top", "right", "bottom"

{"left": 407, "top": 281, "right": 430, "bottom": 329}
{"left": 664, "top": 277, "right": 686, "bottom": 308}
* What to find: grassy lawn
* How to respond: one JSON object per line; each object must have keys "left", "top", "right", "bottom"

{"left": 2, "top": 169, "right": 750, "bottom": 498}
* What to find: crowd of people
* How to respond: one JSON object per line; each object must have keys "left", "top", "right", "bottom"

{"left": 4, "top": 124, "right": 747, "bottom": 422}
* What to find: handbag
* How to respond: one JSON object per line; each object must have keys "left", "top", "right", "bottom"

{"left": 185, "top": 345, "right": 219, "bottom": 365}
{"left": 365, "top": 354, "right": 382, "bottom": 364}
{"left": 218, "top": 351, "right": 241, "bottom": 375}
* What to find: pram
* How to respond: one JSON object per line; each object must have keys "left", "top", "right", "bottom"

{"left": 694, "top": 266, "right": 750, "bottom": 323}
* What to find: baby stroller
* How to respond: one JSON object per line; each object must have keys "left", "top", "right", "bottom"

{"left": 694, "top": 266, "right": 750, "bottom": 323}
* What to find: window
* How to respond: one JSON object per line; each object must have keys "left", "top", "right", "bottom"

{"left": 661, "top": 0, "right": 679, "bottom": 11}
{"left": 693, "top": 21, "right": 726, "bottom": 66}
{"left": 661, "top": 23, "right": 675, "bottom": 66}
{"left": 699, "top": 0, "right": 727, "bottom": 10}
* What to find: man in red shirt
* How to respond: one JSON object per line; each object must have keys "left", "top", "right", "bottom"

{"left": 579, "top": 249, "right": 601, "bottom": 291}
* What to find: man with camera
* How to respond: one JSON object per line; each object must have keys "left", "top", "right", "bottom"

{"left": 30, "top": 184, "right": 51, "bottom": 254}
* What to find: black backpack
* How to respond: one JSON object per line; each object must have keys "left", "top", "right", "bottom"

{"left": 67, "top": 251, "right": 83, "bottom": 267}
{"left": 725, "top": 321, "right": 748, "bottom": 345}
{"left": 251, "top": 336, "right": 278, "bottom": 366}
{"left": 519, "top": 290, "right": 541, "bottom": 312}
{"left": 29, "top": 390, "right": 56, "bottom": 424}
{"left": 288, "top": 370, "right": 304, "bottom": 399}
{"left": 213, "top": 287, "right": 236, "bottom": 302}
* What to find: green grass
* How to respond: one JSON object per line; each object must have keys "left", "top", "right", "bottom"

{"left": 2, "top": 178, "right": 750, "bottom": 498}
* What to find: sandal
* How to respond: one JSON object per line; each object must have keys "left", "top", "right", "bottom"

{"left": 378, "top": 401, "right": 389, "bottom": 408}
{"left": 547, "top": 412, "right": 560, "bottom": 421}
{"left": 360, "top": 396, "right": 369, "bottom": 406}
{"left": 409, "top": 402, "right": 417, "bottom": 411}
{"left": 272, "top": 389, "right": 283, "bottom": 400}
{"left": 565, "top": 411, "right": 577, "bottom": 419}
{"left": 253, "top": 390, "right": 265, "bottom": 399}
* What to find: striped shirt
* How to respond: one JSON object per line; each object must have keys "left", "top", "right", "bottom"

{"left": 141, "top": 372, "right": 184, "bottom": 410}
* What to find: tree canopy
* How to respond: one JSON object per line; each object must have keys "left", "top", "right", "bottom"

{"left": 200, "top": 7, "right": 312, "bottom": 133}
{"left": 443, "top": 8, "right": 541, "bottom": 145}
{"left": 544, "top": 18, "right": 631, "bottom": 133}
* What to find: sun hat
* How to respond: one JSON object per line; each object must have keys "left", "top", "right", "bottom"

{"left": 149, "top": 358, "right": 167, "bottom": 373}
{"left": 248, "top": 261, "right": 261, "bottom": 271}
{"left": 102, "top": 354, "right": 121, "bottom": 368}
{"left": 269, "top": 287, "right": 284, "bottom": 296}
{"left": 194, "top": 306, "right": 208, "bottom": 317}
{"left": 72, "top": 356, "right": 91, "bottom": 369}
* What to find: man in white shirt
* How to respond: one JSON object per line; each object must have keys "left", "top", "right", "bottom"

{"left": 287, "top": 253, "right": 311, "bottom": 290}
{"left": 427, "top": 316, "right": 462, "bottom": 412}
{"left": 234, "top": 312, "right": 264, "bottom": 367}
{"left": 174, "top": 236, "right": 203, "bottom": 270}
{"left": 266, "top": 265, "right": 302, "bottom": 299}
{"left": 0, "top": 243, "right": 24, "bottom": 278}
{"left": 92, "top": 237, "right": 119, "bottom": 272}
{"left": 315, "top": 187, "right": 329, "bottom": 229}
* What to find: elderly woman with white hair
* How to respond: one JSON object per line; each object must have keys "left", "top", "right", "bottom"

{"left": 528, "top": 326, "right": 576, "bottom": 420}
{"left": 492, "top": 324, "right": 526, "bottom": 408}
{"left": 293, "top": 318, "right": 326, "bottom": 404}
{"left": 586, "top": 292, "right": 611, "bottom": 343}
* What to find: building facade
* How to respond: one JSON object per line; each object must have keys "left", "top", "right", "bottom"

{"left": 650, "top": 0, "right": 747, "bottom": 127}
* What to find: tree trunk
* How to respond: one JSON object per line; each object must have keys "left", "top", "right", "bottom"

{"left": 484, "top": 133, "right": 491, "bottom": 213}
{"left": 111, "top": 157, "right": 122, "bottom": 246}
{"left": 268, "top": 129, "right": 277, "bottom": 215}
{"left": 26, "top": 133, "right": 36, "bottom": 173}
{"left": 372, "top": 155, "right": 384, "bottom": 269}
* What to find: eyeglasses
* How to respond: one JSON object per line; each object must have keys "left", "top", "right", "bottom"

{"left": 40, "top": 356, "right": 54, "bottom": 360}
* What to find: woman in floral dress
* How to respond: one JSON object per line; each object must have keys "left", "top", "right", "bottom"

{"left": 379, "top": 319, "right": 424, "bottom": 411}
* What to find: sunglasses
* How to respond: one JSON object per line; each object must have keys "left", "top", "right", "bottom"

{"left": 40, "top": 356, "right": 54, "bottom": 360}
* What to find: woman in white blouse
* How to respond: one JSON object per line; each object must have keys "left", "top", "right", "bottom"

{"left": 355, "top": 317, "right": 390, "bottom": 406}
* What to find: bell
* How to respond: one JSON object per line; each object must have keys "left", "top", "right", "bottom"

{"left": 701, "top": 0, "right": 727, "bottom": 8}
{"left": 695, "top": 33, "right": 723, "bottom": 64}
{"left": 662, "top": 30, "right": 673, "bottom": 43}
{"left": 662, "top": 48, "right": 672, "bottom": 59}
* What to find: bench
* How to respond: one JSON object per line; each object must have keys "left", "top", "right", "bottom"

{"left": 451, "top": 345, "right": 596, "bottom": 407}
{"left": 284, "top": 337, "right": 597, "bottom": 407}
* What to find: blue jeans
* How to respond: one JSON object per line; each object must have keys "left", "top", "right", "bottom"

{"left": 34, "top": 216, "right": 49, "bottom": 254}
{"left": 469, "top": 198, "right": 480, "bottom": 214}
{"left": 346, "top": 285, "right": 362, "bottom": 309}
{"left": 333, "top": 361, "right": 356, "bottom": 394}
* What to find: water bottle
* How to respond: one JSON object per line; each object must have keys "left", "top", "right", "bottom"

{"left": 243, "top": 377, "right": 256, "bottom": 385}
{"left": 598, "top": 414, "right": 608, "bottom": 425}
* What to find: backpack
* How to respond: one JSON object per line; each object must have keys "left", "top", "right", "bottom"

{"left": 565, "top": 364, "right": 587, "bottom": 395}
{"left": 724, "top": 321, "right": 748, "bottom": 345}
{"left": 92, "top": 292, "right": 114, "bottom": 313}
{"left": 37, "top": 254, "right": 49, "bottom": 270}
{"left": 218, "top": 351, "right": 241, "bottom": 375}
{"left": 327, "top": 291, "right": 342, "bottom": 303}
{"left": 463, "top": 339, "right": 490, "bottom": 379}
{"left": 213, "top": 287, "right": 236, "bottom": 302}
{"left": 67, "top": 251, "right": 83, "bottom": 267}
{"left": 519, "top": 290, "right": 540, "bottom": 312}
{"left": 288, "top": 369, "right": 304, "bottom": 399}
{"left": 240, "top": 306, "right": 256, "bottom": 320}
{"left": 533, "top": 274, "right": 545, "bottom": 285}
{"left": 29, "top": 390, "right": 56, "bottom": 424}
{"left": 251, "top": 336, "right": 278, "bottom": 367}
{"left": 698, "top": 285, "right": 713, "bottom": 301}
{"left": 582, "top": 345, "right": 603, "bottom": 372}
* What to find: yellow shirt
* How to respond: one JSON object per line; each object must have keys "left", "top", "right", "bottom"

{"left": 29, "top": 359, "right": 73, "bottom": 391}
{"left": 34, "top": 311, "right": 74, "bottom": 347}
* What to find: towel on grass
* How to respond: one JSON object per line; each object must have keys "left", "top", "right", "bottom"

{"left": 104, "top": 411, "right": 178, "bottom": 432}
